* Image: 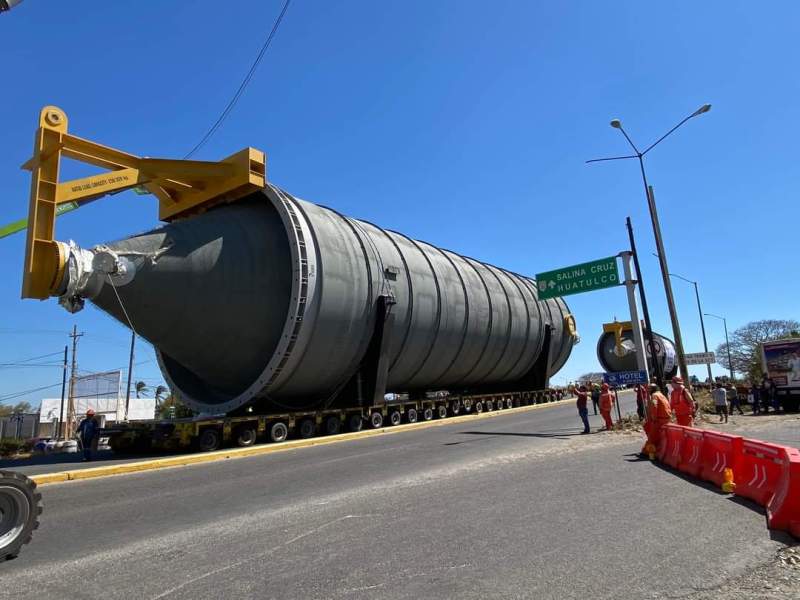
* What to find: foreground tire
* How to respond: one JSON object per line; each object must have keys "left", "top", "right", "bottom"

{"left": 324, "top": 416, "right": 342, "bottom": 436}
{"left": 389, "top": 411, "right": 402, "bottom": 426}
{"left": 298, "top": 418, "right": 316, "bottom": 439}
{"left": 450, "top": 402, "right": 461, "bottom": 416}
{"left": 0, "top": 471, "right": 42, "bottom": 562}
{"left": 197, "top": 428, "right": 222, "bottom": 452}
{"left": 437, "top": 405, "right": 448, "bottom": 419}
{"left": 475, "top": 401, "right": 484, "bottom": 414}
{"left": 406, "top": 408, "right": 418, "bottom": 423}
{"left": 369, "top": 412, "right": 384, "bottom": 429}
{"left": 269, "top": 422, "right": 289, "bottom": 443}
{"left": 422, "top": 407, "right": 434, "bottom": 421}
{"left": 347, "top": 414, "right": 364, "bottom": 432}
{"left": 236, "top": 427, "right": 258, "bottom": 447}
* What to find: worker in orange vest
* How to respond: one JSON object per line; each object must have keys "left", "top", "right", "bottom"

{"left": 599, "top": 383, "right": 615, "bottom": 431}
{"left": 670, "top": 376, "right": 695, "bottom": 426}
{"left": 642, "top": 383, "right": 672, "bottom": 458}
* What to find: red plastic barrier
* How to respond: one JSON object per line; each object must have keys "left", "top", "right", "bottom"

{"left": 678, "top": 427, "right": 705, "bottom": 477}
{"left": 737, "top": 439, "right": 786, "bottom": 506}
{"left": 766, "top": 446, "right": 800, "bottom": 539}
{"left": 659, "top": 425, "right": 684, "bottom": 469}
{"left": 700, "top": 430, "right": 743, "bottom": 487}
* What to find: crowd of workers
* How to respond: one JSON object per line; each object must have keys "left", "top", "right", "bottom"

{"left": 574, "top": 373, "right": 786, "bottom": 456}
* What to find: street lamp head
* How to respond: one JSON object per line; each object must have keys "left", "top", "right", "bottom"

{"left": 692, "top": 104, "right": 712, "bottom": 117}
{"left": 610, "top": 119, "right": 622, "bottom": 129}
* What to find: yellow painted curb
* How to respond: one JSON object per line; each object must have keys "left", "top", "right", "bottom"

{"left": 31, "top": 396, "right": 576, "bottom": 486}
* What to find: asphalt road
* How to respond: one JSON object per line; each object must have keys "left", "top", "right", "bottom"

{"left": 2, "top": 392, "right": 797, "bottom": 600}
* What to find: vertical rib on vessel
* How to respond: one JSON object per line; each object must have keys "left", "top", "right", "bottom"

{"left": 88, "top": 185, "right": 574, "bottom": 414}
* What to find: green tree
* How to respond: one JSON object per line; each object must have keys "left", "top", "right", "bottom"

{"left": 134, "top": 381, "right": 150, "bottom": 398}
{"left": 158, "top": 394, "right": 194, "bottom": 419}
{"left": 716, "top": 319, "right": 800, "bottom": 381}
{"left": 153, "top": 385, "right": 168, "bottom": 408}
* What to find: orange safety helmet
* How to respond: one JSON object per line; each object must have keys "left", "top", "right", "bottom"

{"left": 672, "top": 376, "right": 684, "bottom": 385}
{"left": 601, "top": 383, "right": 609, "bottom": 391}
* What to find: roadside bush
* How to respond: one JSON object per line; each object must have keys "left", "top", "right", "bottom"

{"left": 0, "top": 438, "right": 33, "bottom": 457}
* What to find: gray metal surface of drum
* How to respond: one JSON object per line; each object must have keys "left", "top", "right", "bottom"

{"left": 596, "top": 329, "right": 678, "bottom": 380}
{"left": 88, "top": 185, "right": 575, "bottom": 414}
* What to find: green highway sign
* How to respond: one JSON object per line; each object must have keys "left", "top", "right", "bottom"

{"left": 536, "top": 255, "right": 621, "bottom": 300}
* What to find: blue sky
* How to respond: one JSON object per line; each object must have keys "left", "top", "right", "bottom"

{"left": 1, "top": 1, "right": 798, "bottom": 407}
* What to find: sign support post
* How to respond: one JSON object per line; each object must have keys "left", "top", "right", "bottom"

{"left": 620, "top": 251, "right": 649, "bottom": 384}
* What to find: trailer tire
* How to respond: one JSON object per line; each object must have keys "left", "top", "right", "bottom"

{"left": 486, "top": 400, "right": 494, "bottom": 411}
{"left": 507, "top": 398, "right": 513, "bottom": 409}
{"left": 236, "top": 426, "right": 258, "bottom": 447}
{"left": 450, "top": 402, "right": 460, "bottom": 416}
{"left": 269, "top": 422, "right": 288, "bottom": 443}
{"left": 197, "top": 428, "right": 222, "bottom": 452}
{"left": 347, "top": 414, "right": 364, "bottom": 432}
{"left": 475, "top": 401, "right": 484, "bottom": 414}
{"left": 422, "top": 407, "right": 434, "bottom": 421}
{"left": 298, "top": 418, "right": 316, "bottom": 439}
{"left": 369, "top": 412, "right": 384, "bottom": 429}
{"left": 437, "top": 405, "right": 448, "bottom": 419}
{"left": 406, "top": 408, "right": 418, "bottom": 423}
{"left": 0, "top": 471, "right": 41, "bottom": 562}
{"left": 324, "top": 416, "right": 342, "bottom": 436}
{"left": 389, "top": 411, "right": 402, "bottom": 426}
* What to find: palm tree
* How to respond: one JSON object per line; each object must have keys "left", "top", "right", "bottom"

{"left": 135, "top": 381, "right": 150, "bottom": 398}
{"left": 154, "top": 385, "right": 168, "bottom": 409}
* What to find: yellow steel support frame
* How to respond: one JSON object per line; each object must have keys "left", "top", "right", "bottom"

{"left": 21, "top": 105, "right": 266, "bottom": 299}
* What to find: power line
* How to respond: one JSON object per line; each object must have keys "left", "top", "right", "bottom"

{"left": 0, "top": 382, "right": 64, "bottom": 404}
{"left": 183, "top": 0, "right": 293, "bottom": 159}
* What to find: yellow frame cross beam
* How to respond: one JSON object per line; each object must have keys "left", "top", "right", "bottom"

{"left": 20, "top": 106, "right": 266, "bottom": 299}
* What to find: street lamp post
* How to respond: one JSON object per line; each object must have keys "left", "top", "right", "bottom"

{"left": 668, "top": 271, "right": 713, "bottom": 384}
{"left": 587, "top": 104, "right": 712, "bottom": 383}
{"left": 705, "top": 313, "right": 735, "bottom": 381}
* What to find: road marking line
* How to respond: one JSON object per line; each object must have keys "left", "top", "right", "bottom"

{"left": 29, "top": 395, "right": 585, "bottom": 486}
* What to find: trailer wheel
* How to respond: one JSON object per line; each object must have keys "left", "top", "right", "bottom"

{"left": 486, "top": 400, "right": 494, "bottom": 411}
{"left": 475, "top": 401, "right": 484, "bottom": 414}
{"left": 406, "top": 408, "right": 418, "bottom": 423}
{"left": 298, "top": 418, "right": 316, "bottom": 439}
{"left": 236, "top": 426, "right": 258, "bottom": 447}
{"left": 507, "top": 398, "right": 513, "bottom": 409}
{"left": 324, "top": 416, "right": 342, "bottom": 436}
{"left": 422, "top": 407, "right": 433, "bottom": 421}
{"left": 269, "top": 422, "right": 289, "bottom": 443}
{"left": 197, "top": 428, "right": 222, "bottom": 452}
{"left": 437, "top": 405, "right": 448, "bottom": 419}
{"left": 369, "top": 412, "right": 384, "bottom": 429}
{"left": 0, "top": 471, "right": 42, "bottom": 562}
{"left": 389, "top": 411, "right": 402, "bottom": 426}
{"left": 450, "top": 402, "right": 460, "bottom": 416}
{"left": 347, "top": 414, "right": 364, "bottom": 432}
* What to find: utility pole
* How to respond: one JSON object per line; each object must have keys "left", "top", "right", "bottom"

{"left": 124, "top": 330, "right": 135, "bottom": 421}
{"left": 67, "top": 325, "right": 83, "bottom": 436}
{"left": 58, "top": 345, "right": 68, "bottom": 440}
{"left": 646, "top": 186, "right": 689, "bottom": 382}
{"left": 626, "top": 217, "right": 664, "bottom": 390}
{"left": 620, "top": 251, "right": 649, "bottom": 380}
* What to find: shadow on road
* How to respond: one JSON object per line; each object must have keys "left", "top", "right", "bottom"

{"left": 0, "top": 449, "right": 164, "bottom": 471}
{"left": 457, "top": 430, "right": 587, "bottom": 441}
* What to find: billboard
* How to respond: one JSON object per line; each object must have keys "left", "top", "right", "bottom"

{"left": 763, "top": 339, "right": 800, "bottom": 388}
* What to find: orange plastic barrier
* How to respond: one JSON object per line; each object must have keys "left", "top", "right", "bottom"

{"left": 700, "top": 431, "right": 743, "bottom": 487}
{"left": 679, "top": 427, "right": 705, "bottom": 478}
{"left": 737, "top": 439, "right": 786, "bottom": 506}
{"left": 659, "top": 425, "right": 684, "bottom": 469}
{"left": 766, "top": 446, "right": 800, "bottom": 539}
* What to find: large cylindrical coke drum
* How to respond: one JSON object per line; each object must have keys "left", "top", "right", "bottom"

{"left": 89, "top": 185, "right": 575, "bottom": 413}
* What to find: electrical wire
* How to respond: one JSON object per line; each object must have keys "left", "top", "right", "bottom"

{"left": 0, "top": 382, "right": 64, "bottom": 404}
{"left": 183, "top": 0, "right": 293, "bottom": 159}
